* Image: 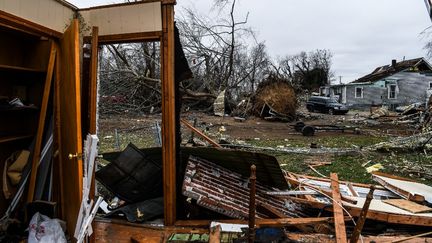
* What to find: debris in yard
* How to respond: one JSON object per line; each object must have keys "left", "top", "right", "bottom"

{"left": 182, "top": 155, "right": 307, "bottom": 219}
{"left": 372, "top": 172, "right": 432, "bottom": 204}
{"left": 213, "top": 90, "right": 226, "bottom": 117}
{"left": 96, "top": 143, "right": 163, "bottom": 203}
{"left": 252, "top": 75, "right": 296, "bottom": 121}
{"left": 365, "top": 163, "right": 384, "bottom": 173}
{"left": 222, "top": 143, "right": 359, "bottom": 155}
{"left": 370, "top": 106, "right": 390, "bottom": 119}
{"left": 366, "top": 131, "right": 432, "bottom": 152}
{"left": 104, "top": 197, "right": 163, "bottom": 222}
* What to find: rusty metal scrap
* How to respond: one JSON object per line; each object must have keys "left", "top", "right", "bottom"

{"left": 182, "top": 156, "right": 307, "bottom": 219}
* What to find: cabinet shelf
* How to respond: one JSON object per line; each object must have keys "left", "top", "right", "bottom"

{"left": 0, "top": 135, "right": 33, "bottom": 144}
{"left": 0, "top": 106, "right": 39, "bottom": 112}
{"left": 0, "top": 64, "right": 45, "bottom": 73}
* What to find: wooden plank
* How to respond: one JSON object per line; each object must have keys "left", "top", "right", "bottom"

{"left": 350, "top": 186, "right": 374, "bottom": 243}
{"left": 209, "top": 225, "right": 221, "bottom": 243}
{"left": 97, "top": 31, "right": 162, "bottom": 44}
{"left": 88, "top": 26, "right": 99, "bottom": 134}
{"left": 330, "top": 173, "right": 347, "bottom": 243}
{"left": 180, "top": 119, "right": 222, "bottom": 148}
{"left": 174, "top": 217, "right": 333, "bottom": 228}
{"left": 88, "top": 26, "right": 99, "bottom": 243}
{"left": 286, "top": 177, "right": 357, "bottom": 204}
{"left": 0, "top": 135, "right": 33, "bottom": 144}
{"left": 161, "top": 2, "right": 176, "bottom": 226}
{"left": 27, "top": 42, "right": 56, "bottom": 202}
{"left": 383, "top": 199, "right": 432, "bottom": 214}
{"left": 58, "top": 19, "right": 83, "bottom": 236}
{"left": 53, "top": 41, "right": 65, "bottom": 221}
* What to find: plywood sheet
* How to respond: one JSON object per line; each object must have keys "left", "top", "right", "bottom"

{"left": 383, "top": 199, "right": 432, "bottom": 214}
{"left": 0, "top": 0, "right": 75, "bottom": 33}
{"left": 78, "top": 2, "right": 162, "bottom": 36}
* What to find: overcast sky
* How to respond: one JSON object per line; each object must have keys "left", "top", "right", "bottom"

{"left": 71, "top": 0, "right": 432, "bottom": 83}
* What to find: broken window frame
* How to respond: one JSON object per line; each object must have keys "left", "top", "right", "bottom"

{"left": 388, "top": 84, "right": 397, "bottom": 99}
{"left": 355, "top": 86, "right": 363, "bottom": 98}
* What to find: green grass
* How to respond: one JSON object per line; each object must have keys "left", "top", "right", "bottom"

{"left": 247, "top": 135, "right": 388, "bottom": 149}
{"left": 273, "top": 152, "right": 432, "bottom": 186}
{"left": 99, "top": 131, "right": 157, "bottom": 153}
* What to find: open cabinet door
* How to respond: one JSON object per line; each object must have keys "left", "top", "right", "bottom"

{"left": 58, "top": 18, "right": 83, "bottom": 236}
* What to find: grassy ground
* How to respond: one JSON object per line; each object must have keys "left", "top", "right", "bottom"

{"left": 248, "top": 136, "right": 432, "bottom": 186}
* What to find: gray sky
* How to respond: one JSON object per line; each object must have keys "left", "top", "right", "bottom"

{"left": 70, "top": 0, "right": 432, "bottom": 83}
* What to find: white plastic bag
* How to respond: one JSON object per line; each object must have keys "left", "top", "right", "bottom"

{"left": 28, "top": 212, "right": 66, "bottom": 243}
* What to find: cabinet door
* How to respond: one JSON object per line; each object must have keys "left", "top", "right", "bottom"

{"left": 58, "top": 18, "right": 83, "bottom": 236}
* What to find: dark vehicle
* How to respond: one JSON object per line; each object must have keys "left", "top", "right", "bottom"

{"left": 306, "top": 96, "right": 349, "bottom": 115}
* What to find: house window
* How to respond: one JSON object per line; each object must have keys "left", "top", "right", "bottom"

{"left": 355, "top": 87, "right": 363, "bottom": 98}
{"left": 429, "top": 82, "right": 432, "bottom": 89}
{"left": 388, "top": 84, "right": 397, "bottom": 99}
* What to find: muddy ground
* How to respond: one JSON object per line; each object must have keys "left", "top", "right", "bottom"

{"left": 98, "top": 109, "right": 432, "bottom": 185}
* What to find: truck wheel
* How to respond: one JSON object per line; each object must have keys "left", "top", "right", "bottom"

{"left": 302, "top": 126, "right": 315, "bottom": 136}
{"left": 328, "top": 109, "right": 334, "bottom": 115}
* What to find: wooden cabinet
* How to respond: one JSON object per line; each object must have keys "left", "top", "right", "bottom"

{"left": 0, "top": 25, "right": 52, "bottom": 213}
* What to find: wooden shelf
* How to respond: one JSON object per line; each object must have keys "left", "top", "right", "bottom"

{"left": 0, "top": 64, "right": 45, "bottom": 73}
{"left": 0, "top": 106, "right": 39, "bottom": 112}
{"left": 0, "top": 135, "right": 33, "bottom": 144}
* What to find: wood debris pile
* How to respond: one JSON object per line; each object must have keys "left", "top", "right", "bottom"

{"left": 97, "top": 145, "right": 432, "bottom": 242}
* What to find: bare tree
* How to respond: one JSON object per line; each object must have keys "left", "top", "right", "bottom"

{"left": 276, "top": 49, "right": 333, "bottom": 91}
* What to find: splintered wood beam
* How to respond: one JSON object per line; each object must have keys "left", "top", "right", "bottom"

{"left": 27, "top": 42, "right": 56, "bottom": 203}
{"left": 350, "top": 186, "right": 375, "bottom": 243}
{"left": 161, "top": 2, "right": 176, "bottom": 226}
{"left": 209, "top": 224, "right": 221, "bottom": 243}
{"left": 248, "top": 165, "right": 256, "bottom": 243}
{"left": 330, "top": 173, "right": 347, "bottom": 243}
{"left": 180, "top": 119, "right": 222, "bottom": 148}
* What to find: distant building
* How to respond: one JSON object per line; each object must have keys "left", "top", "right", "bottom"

{"left": 321, "top": 58, "right": 432, "bottom": 110}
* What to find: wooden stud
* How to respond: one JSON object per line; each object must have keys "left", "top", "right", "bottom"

{"left": 161, "top": 2, "right": 176, "bottom": 226}
{"left": 330, "top": 173, "right": 347, "bottom": 243}
{"left": 180, "top": 119, "right": 222, "bottom": 148}
{"left": 248, "top": 165, "right": 256, "bottom": 243}
{"left": 27, "top": 42, "right": 56, "bottom": 203}
{"left": 209, "top": 225, "right": 221, "bottom": 243}
{"left": 350, "top": 186, "right": 375, "bottom": 243}
{"left": 88, "top": 26, "right": 99, "bottom": 134}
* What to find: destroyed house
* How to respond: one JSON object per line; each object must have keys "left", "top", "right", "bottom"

{"left": 323, "top": 58, "right": 432, "bottom": 110}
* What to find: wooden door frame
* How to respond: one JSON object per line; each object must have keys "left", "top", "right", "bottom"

{"left": 88, "top": 0, "right": 177, "bottom": 226}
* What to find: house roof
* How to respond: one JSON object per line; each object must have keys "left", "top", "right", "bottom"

{"left": 350, "top": 58, "right": 432, "bottom": 84}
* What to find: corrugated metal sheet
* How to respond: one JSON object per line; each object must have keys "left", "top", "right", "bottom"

{"left": 182, "top": 156, "right": 306, "bottom": 219}
{"left": 102, "top": 146, "right": 289, "bottom": 190}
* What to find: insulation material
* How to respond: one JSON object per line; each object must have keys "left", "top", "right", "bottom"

{"left": 182, "top": 156, "right": 306, "bottom": 219}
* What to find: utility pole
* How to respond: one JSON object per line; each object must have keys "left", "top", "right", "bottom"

{"left": 339, "top": 76, "right": 342, "bottom": 84}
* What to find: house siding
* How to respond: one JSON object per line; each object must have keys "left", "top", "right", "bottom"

{"left": 337, "top": 71, "right": 432, "bottom": 110}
